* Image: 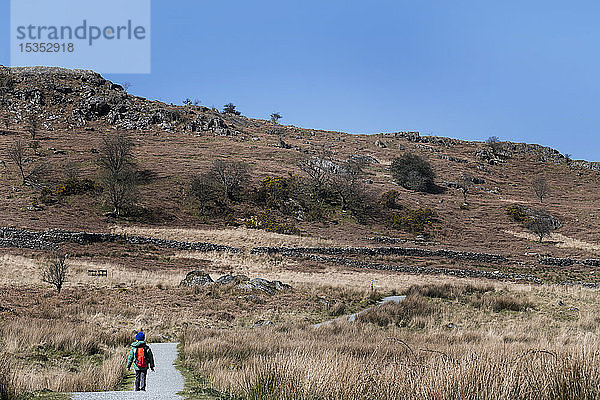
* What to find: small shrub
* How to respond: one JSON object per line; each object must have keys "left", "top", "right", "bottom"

{"left": 328, "top": 301, "right": 347, "bottom": 316}
{"left": 244, "top": 214, "right": 300, "bottom": 235}
{"left": 381, "top": 190, "right": 400, "bottom": 209}
{"left": 357, "top": 294, "right": 432, "bottom": 327}
{"left": 55, "top": 178, "right": 97, "bottom": 196}
{"left": 254, "top": 176, "right": 296, "bottom": 211}
{"left": 472, "top": 294, "right": 534, "bottom": 312}
{"left": 389, "top": 207, "right": 436, "bottom": 235}
{"left": 390, "top": 154, "right": 435, "bottom": 192}
{"left": 506, "top": 204, "right": 529, "bottom": 223}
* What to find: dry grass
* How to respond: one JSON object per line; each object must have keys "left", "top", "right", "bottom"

{"left": 0, "top": 318, "right": 130, "bottom": 393}
{"left": 505, "top": 230, "right": 600, "bottom": 254}
{"left": 0, "top": 254, "right": 185, "bottom": 289}
{"left": 110, "top": 225, "right": 338, "bottom": 250}
{"left": 181, "top": 283, "right": 600, "bottom": 400}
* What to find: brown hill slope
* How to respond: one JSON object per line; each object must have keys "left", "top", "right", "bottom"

{"left": 1, "top": 66, "right": 599, "bottom": 262}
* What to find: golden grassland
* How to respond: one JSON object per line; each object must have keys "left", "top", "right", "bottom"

{"left": 181, "top": 283, "right": 600, "bottom": 399}
{"left": 109, "top": 226, "right": 339, "bottom": 250}
{"left": 2, "top": 247, "right": 600, "bottom": 399}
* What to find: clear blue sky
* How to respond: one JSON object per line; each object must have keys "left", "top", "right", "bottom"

{"left": 2, "top": 1, "right": 599, "bottom": 161}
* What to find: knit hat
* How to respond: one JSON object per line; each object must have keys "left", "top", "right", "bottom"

{"left": 136, "top": 331, "right": 145, "bottom": 341}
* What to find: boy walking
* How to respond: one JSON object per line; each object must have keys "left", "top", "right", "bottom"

{"left": 126, "top": 332, "right": 155, "bottom": 391}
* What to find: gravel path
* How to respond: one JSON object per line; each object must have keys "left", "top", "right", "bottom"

{"left": 71, "top": 343, "right": 184, "bottom": 400}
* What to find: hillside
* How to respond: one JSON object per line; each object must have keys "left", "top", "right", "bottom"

{"left": 4, "top": 67, "right": 600, "bottom": 398}
{"left": 1, "top": 66, "right": 600, "bottom": 277}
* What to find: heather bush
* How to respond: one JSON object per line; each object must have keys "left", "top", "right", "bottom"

{"left": 390, "top": 154, "right": 435, "bottom": 192}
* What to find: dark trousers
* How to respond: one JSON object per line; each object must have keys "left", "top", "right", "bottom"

{"left": 135, "top": 369, "right": 147, "bottom": 391}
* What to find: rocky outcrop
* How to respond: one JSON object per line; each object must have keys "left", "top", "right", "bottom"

{"left": 239, "top": 278, "right": 291, "bottom": 295}
{"left": 350, "top": 154, "right": 379, "bottom": 164}
{"left": 438, "top": 154, "right": 468, "bottom": 163}
{"left": 394, "top": 132, "right": 460, "bottom": 147}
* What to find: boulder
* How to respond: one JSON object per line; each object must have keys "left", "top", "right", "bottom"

{"left": 350, "top": 154, "right": 379, "bottom": 164}
{"left": 375, "top": 139, "right": 387, "bottom": 148}
{"left": 251, "top": 320, "right": 274, "bottom": 328}
{"left": 215, "top": 274, "right": 249, "bottom": 285}
{"left": 239, "top": 278, "right": 291, "bottom": 295}
{"left": 179, "top": 270, "right": 214, "bottom": 287}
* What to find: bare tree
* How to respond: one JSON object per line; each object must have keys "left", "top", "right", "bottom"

{"left": 330, "top": 159, "right": 373, "bottom": 221}
{"left": 121, "top": 81, "right": 132, "bottom": 92}
{"left": 458, "top": 172, "right": 474, "bottom": 203}
{"left": 97, "top": 134, "right": 138, "bottom": 217}
{"left": 26, "top": 113, "right": 39, "bottom": 140}
{"left": 7, "top": 139, "right": 26, "bottom": 184}
{"left": 1, "top": 115, "right": 9, "bottom": 131}
{"left": 526, "top": 216, "right": 554, "bottom": 243}
{"left": 210, "top": 159, "right": 251, "bottom": 201}
{"left": 270, "top": 112, "right": 282, "bottom": 124}
{"left": 41, "top": 253, "right": 68, "bottom": 293}
{"left": 298, "top": 149, "right": 336, "bottom": 197}
{"left": 532, "top": 176, "right": 550, "bottom": 203}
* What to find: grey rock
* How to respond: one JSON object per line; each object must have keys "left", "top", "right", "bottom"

{"left": 179, "top": 270, "right": 213, "bottom": 287}
{"left": 215, "top": 274, "right": 249, "bottom": 285}
{"left": 251, "top": 320, "right": 274, "bottom": 328}
{"left": 239, "top": 278, "right": 291, "bottom": 295}
{"left": 374, "top": 139, "right": 387, "bottom": 148}
{"left": 350, "top": 154, "right": 379, "bottom": 164}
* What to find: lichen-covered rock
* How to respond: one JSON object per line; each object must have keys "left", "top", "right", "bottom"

{"left": 215, "top": 274, "right": 249, "bottom": 285}
{"left": 238, "top": 278, "right": 291, "bottom": 295}
{"left": 179, "top": 270, "right": 214, "bottom": 287}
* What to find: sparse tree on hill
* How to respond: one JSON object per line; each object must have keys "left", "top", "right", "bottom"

{"left": 223, "top": 103, "right": 241, "bottom": 115}
{"left": 26, "top": 113, "right": 39, "bottom": 140}
{"left": 270, "top": 112, "right": 282, "bottom": 124}
{"left": 7, "top": 139, "right": 26, "bottom": 184}
{"left": 121, "top": 81, "right": 132, "bottom": 92}
{"left": 532, "top": 176, "right": 550, "bottom": 203}
{"left": 6, "top": 139, "right": 47, "bottom": 185}
{"left": 563, "top": 153, "right": 572, "bottom": 166}
{"left": 331, "top": 159, "right": 373, "bottom": 221}
{"left": 183, "top": 98, "right": 192, "bottom": 106}
{"left": 41, "top": 253, "right": 69, "bottom": 293}
{"left": 97, "top": 134, "right": 138, "bottom": 217}
{"left": 458, "top": 172, "right": 474, "bottom": 203}
{"left": 526, "top": 215, "right": 554, "bottom": 243}
{"left": 210, "top": 159, "right": 251, "bottom": 201}
{"left": 299, "top": 149, "right": 335, "bottom": 198}
{"left": 1, "top": 115, "right": 10, "bottom": 132}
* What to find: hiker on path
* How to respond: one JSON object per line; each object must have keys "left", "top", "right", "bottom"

{"left": 126, "top": 332, "right": 155, "bottom": 391}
